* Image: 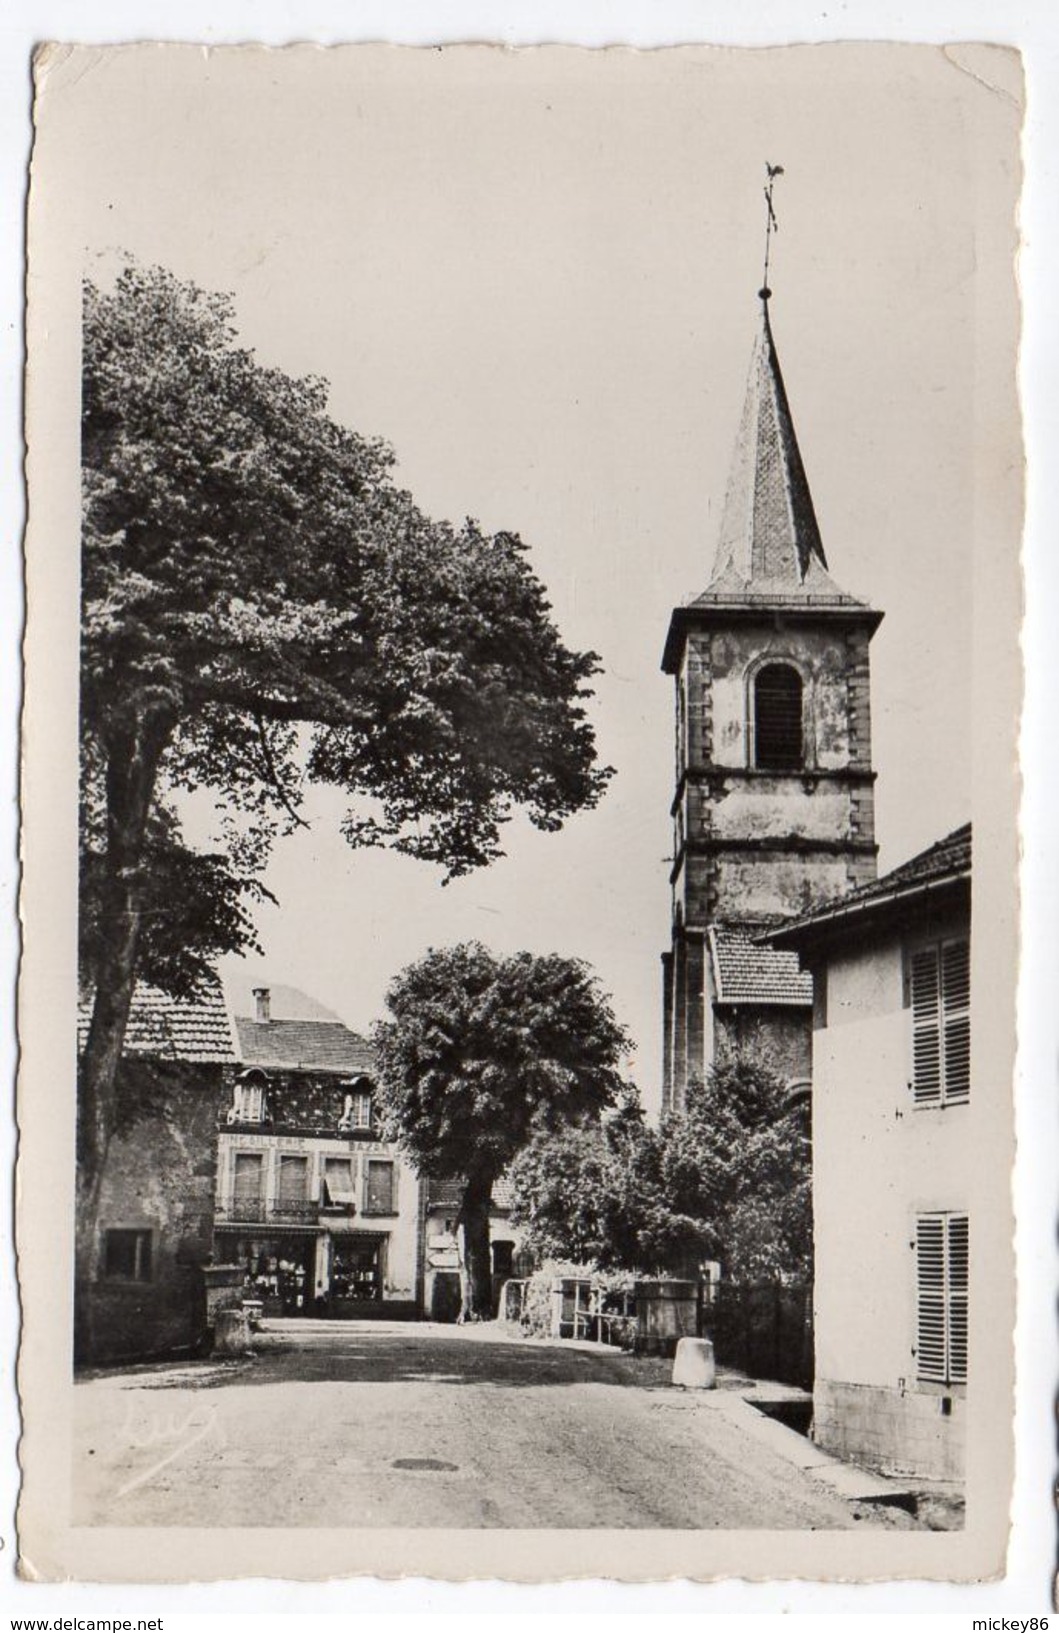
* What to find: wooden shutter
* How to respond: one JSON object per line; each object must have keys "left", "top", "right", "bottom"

{"left": 278, "top": 1154, "right": 308, "bottom": 1202}
{"left": 233, "top": 1151, "right": 263, "bottom": 1202}
{"left": 947, "top": 1214, "right": 969, "bottom": 1384}
{"left": 910, "top": 948, "right": 942, "bottom": 1105}
{"left": 916, "top": 1212, "right": 969, "bottom": 1385}
{"left": 915, "top": 1214, "right": 947, "bottom": 1381}
{"left": 366, "top": 1160, "right": 395, "bottom": 1213}
{"left": 753, "top": 665, "right": 804, "bottom": 772}
{"left": 941, "top": 940, "right": 971, "bottom": 1104}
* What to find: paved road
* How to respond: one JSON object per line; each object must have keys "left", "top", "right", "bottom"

{"left": 74, "top": 1321, "right": 916, "bottom": 1530}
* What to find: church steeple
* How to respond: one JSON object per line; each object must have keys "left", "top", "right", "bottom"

{"left": 708, "top": 303, "right": 835, "bottom": 594}
{"left": 659, "top": 175, "right": 883, "bottom": 1112}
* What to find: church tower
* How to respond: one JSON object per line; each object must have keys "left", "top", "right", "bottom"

{"left": 661, "top": 259, "right": 883, "bottom": 1113}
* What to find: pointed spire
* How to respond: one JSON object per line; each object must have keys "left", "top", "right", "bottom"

{"left": 707, "top": 302, "right": 831, "bottom": 593}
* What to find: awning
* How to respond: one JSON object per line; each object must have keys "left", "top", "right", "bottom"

{"left": 325, "top": 1185, "right": 357, "bottom": 1208}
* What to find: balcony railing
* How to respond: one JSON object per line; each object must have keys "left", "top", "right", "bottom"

{"left": 217, "top": 1198, "right": 323, "bottom": 1225}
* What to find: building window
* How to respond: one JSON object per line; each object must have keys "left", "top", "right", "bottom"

{"left": 228, "top": 1077, "right": 265, "bottom": 1124}
{"left": 102, "top": 1228, "right": 153, "bottom": 1282}
{"left": 752, "top": 663, "right": 804, "bottom": 771}
{"left": 338, "top": 1086, "right": 373, "bottom": 1131}
{"left": 277, "top": 1154, "right": 309, "bottom": 1203}
{"left": 365, "top": 1160, "right": 396, "bottom": 1215}
{"left": 908, "top": 937, "right": 970, "bottom": 1107}
{"left": 232, "top": 1151, "right": 264, "bottom": 1216}
{"left": 323, "top": 1157, "right": 357, "bottom": 1208}
{"left": 915, "top": 1212, "right": 968, "bottom": 1386}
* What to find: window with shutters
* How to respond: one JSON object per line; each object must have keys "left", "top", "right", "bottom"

{"left": 751, "top": 663, "right": 804, "bottom": 771}
{"left": 908, "top": 937, "right": 970, "bottom": 1107}
{"left": 338, "top": 1087, "right": 373, "bottom": 1131}
{"left": 915, "top": 1211, "right": 968, "bottom": 1386}
{"left": 229, "top": 1078, "right": 265, "bottom": 1123}
{"left": 277, "top": 1154, "right": 309, "bottom": 1201}
{"left": 232, "top": 1151, "right": 264, "bottom": 1213}
{"left": 364, "top": 1160, "right": 396, "bottom": 1215}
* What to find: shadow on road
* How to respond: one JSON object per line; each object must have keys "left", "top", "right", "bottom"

{"left": 116, "top": 1329, "right": 667, "bottom": 1391}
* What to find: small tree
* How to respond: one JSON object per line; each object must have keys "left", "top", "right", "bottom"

{"left": 509, "top": 1089, "right": 709, "bottom": 1273}
{"left": 661, "top": 1062, "right": 812, "bottom": 1284}
{"left": 371, "top": 943, "right": 630, "bottom": 1318}
{"left": 509, "top": 1060, "right": 811, "bottom": 1284}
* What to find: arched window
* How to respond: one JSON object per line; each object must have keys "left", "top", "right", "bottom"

{"left": 753, "top": 663, "right": 804, "bottom": 771}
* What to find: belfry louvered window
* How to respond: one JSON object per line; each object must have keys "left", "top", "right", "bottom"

{"left": 915, "top": 1212, "right": 969, "bottom": 1385}
{"left": 752, "top": 664, "right": 804, "bottom": 771}
{"left": 909, "top": 938, "right": 971, "bottom": 1107}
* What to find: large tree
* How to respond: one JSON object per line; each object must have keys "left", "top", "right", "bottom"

{"left": 78, "top": 263, "right": 610, "bottom": 1328}
{"left": 371, "top": 943, "right": 630, "bottom": 1317}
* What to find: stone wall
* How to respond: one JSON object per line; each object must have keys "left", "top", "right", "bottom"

{"left": 84, "top": 1059, "right": 230, "bottom": 1366}
{"left": 714, "top": 1006, "right": 812, "bottom": 1087}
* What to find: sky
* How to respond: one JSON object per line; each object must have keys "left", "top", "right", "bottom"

{"left": 48, "top": 42, "right": 1020, "bottom": 1100}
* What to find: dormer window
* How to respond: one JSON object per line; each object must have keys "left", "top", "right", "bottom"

{"left": 227, "top": 1071, "right": 267, "bottom": 1125}
{"left": 752, "top": 663, "right": 804, "bottom": 771}
{"left": 338, "top": 1082, "right": 373, "bottom": 1131}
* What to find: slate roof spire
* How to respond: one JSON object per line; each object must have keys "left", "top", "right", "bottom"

{"left": 696, "top": 165, "right": 867, "bottom": 609}
{"left": 704, "top": 297, "right": 848, "bottom": 600}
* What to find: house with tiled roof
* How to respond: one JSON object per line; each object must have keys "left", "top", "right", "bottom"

{"left": 768, "top": 824, "right": 972, "bottom": 1480}
{"left": 214, "top": 985, "right": 422, "bottom": 1319}
{"left": 660, "top": 284, "right": 883, "bottom": 1111}
{"left": 76, "top": 979, "right": 238, "bottom": 1365}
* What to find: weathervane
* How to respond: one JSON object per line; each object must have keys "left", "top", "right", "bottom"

{"left": 760, "top": 162, "right": 784, "bottom": 303}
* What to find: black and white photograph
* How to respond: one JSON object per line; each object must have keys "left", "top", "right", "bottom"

{"left": 16, "top": 38, "right": 1024, "bottom": 1587}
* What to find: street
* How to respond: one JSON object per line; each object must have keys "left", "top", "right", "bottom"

{"left": 73, "top": 1321, "right": 920, "bottom": 1530}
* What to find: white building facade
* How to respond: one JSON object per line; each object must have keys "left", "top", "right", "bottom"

{"left": 772, "top": 826, "right": 971, "bottom": 1480}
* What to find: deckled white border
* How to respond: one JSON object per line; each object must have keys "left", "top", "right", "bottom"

{"left": 3, "top": 0, "right": 1055, "bottom": 1617}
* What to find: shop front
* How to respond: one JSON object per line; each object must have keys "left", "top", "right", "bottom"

{"left": 320, "top": 1231, "right": 388, "bottom": 1316}
{"left": 216, "top": 1227, "right": 320, "bottom": 1317}
{"left": 216, "top": 1225, "right": 393, "bottom": 1318}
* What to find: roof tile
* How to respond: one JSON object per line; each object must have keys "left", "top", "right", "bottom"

{"left": 771, "top": 823, "right": 971, "bottom": 943}
{"left": 234, "top": 1015, "right": 375, "bottom": 1076}
{"left": 77, "top": 981, "right": 236, "bottom": 1064}
{"left": 709, "top": 926, "right": 813, "bottom": 1006}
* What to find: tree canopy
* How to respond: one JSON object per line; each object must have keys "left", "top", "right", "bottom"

{"left": 509, "top": 1061, "right": 812, "bottom": 1284}
{"left": 371, "top": 942, "right": 631, "bottom": 1315}
{"left": 83, "top": 261, "right": 609, "bottom": 887}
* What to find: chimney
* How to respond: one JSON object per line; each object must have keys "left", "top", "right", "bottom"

{"left": 253, "top": 986, "right": 271, "bottom": 1024}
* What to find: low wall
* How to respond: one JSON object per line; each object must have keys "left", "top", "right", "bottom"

{"left": 814, "top": 1377, "right": 965, "bottom": 1481}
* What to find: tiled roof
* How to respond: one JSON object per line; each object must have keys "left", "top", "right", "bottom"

{"left": 77, "top": 980, "right": 237, "bottom": 1064}
{"left": 234, "top": 1015, "right": 376, "bottom": 1076}
{"left": 428, "top": 1175, "right": 516, "bottom": 1212}
{"left": 709, "top": 925, "right": 813, "bottom": 1007}
{"left": 769, "top": 823, "right": 971, "bottom": 946}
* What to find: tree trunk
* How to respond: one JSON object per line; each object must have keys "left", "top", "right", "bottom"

{"left": 75, "top": 712, "right": 169, "bottom": 1362}
{"left": 457, "top": 1173, "right": 494, "bottom": 1321}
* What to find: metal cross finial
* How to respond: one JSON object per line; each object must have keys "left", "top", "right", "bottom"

{"left": 760, "top": 162, "right": 785, "bottom": 303}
